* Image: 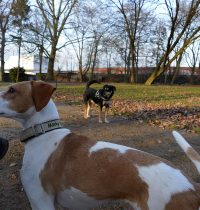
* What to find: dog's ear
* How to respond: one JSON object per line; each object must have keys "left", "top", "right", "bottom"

{"left": 112, "top": 86, "right": 116, "bottom": 91}
{"left": 31, "top": 81, "right": 56, "bottom": 112}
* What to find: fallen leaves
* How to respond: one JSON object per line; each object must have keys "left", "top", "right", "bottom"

{"left": 53, "top": 92, "right": 82, "bottom": 105}
{"left": 111, "top": 99, "right": 200, "bottom": 133}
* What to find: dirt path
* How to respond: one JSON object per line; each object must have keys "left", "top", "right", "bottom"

{"left": 0, "top": 104, "right": 200, "bottom": 210}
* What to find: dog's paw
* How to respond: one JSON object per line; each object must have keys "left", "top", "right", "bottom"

{"left": 105, "top": 119, "right": 110, "bottom": 123}
{"left": 99, "top": 119, "right": 103, "bottom": 123}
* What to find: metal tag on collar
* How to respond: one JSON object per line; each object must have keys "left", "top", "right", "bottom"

{"left": 95, "top": 90, "right": 101, "bottom": 99}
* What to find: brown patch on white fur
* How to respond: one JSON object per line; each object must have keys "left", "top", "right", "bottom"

{"left": 2, "top": 81, "right": 34, "bottom": 113}
{"left": 40, "top": 133, "right": 174, "bottom": 209}
{"left": 165, "top": 189, "right": 200, "bottom": 210}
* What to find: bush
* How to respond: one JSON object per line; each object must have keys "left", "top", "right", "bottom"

{"left": 9, "top": 67, "right": 26, "bottom": 82}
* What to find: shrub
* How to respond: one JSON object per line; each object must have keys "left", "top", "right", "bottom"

{"left": 9, "top": 67, "right": 26, "bottom": 82}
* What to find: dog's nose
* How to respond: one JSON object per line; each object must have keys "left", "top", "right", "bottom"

{"left": 0, "top": 137, "right": 9, "bottom": 159}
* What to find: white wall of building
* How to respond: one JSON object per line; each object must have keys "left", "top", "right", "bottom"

{"left": 5, "top": 55, "right": 48, "bottom": 74}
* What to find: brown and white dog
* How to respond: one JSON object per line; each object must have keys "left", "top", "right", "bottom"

{"left": 0, "top": 81, "right": 200, "bottom": 210}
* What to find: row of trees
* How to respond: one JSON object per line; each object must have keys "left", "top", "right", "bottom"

{"left": 0, "top": 0, "right": 199, "bottom": 84}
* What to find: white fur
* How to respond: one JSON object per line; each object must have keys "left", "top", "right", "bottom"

{"left": 21, "top": 128, "right": 70, "bottom": 210}
{"left": 136, "top": 162, "right": 195, "bottom": 210}
{"left": 173, "top": 131, "right": 200, "bottom": 174}
{"left": 89, "top": 141, "right": 136, "bottom": 154}
{"left": 0, "top": 91, "right": 18, "bottom": 117}
{"left": 20, "top": 100, "right": 70, "bottom": 210}
{"left": 193, "top": 160, "right": 200, "bottom": 174}
{"left": 126, "top": 201, "right": 141, "bottom": 210}
{"left": 0, "top": 90, "right": 71, "bottom": 210}
{"left": 57, "top": 187, "right": 136, "bottom": 210}
{"left": 172, "top": 131, "right": 191, "bottom": 152}
{"left": 57, "top": 187, "right": 106, "bottom": 210}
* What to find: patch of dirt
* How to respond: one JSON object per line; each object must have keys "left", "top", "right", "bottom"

{"left": 0, "top": 104, "right": 200, "bottom": 210}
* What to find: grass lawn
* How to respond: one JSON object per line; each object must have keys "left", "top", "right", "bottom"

{"left": 55, "top": 83, "right": 200, "bottom": 133}
{"left": 55, "top": 83, "right": 200, "bottom": 106}
{"left": 1, "top": 82, "right": 200, "bottom": 132}
{"left": 1, "top": 82, "right": 200, "bottom": 105}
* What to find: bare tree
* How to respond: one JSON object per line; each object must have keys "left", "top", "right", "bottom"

{"left": 103, "top": 33, "right": 130, "bottom": 81}
{"left": 66, "top": 3, "right": 91, "bottom": 82}
{"left": 23, "top": 8, "right": 50, "bottom": 79}
{"left": 145, "top": 0, "right": 200, "bottom": 85}
{"left": 0, "top": 0, "right": 14, "bottom": 81}
{"left": 149, "top": 20, "right": 167, "bottom": 67}
{"left": 185, "top": 41, "right": 200, "bottom": 83}
{"left": 11, "top": 0, "right": 30, "bottom": 82}
{"left": 36, "top": 0, "right": 78, "bottom": 81}
{"left": 110, "top": 0, "right": 155, "bottom": 83}
{"left": 67, "top": 0, "right": 109, "bottom": 82}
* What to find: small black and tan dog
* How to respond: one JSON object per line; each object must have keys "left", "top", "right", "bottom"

{"left": 83, "top": 80, "right": 116, "bottom": 123}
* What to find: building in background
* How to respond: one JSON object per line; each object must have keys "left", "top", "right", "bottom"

{"left": 4, "top": 55, "right": 48, "bottom": 75}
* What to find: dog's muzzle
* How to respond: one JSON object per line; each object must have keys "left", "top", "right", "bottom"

{"left": 0, "top": 137, "right": 9, "bottom": 159}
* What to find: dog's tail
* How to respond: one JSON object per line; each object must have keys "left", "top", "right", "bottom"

{"left": 172, "top": 131, "right": 200, "bottom": 174}
{"left": 86, "top": 80, "right": 100, "bottom": 89}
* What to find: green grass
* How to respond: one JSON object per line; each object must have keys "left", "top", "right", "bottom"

{"left": 56, "top": 83, "right": 200, "bottom": 106}
{"left": 1, "top": 82, "right": 200, "bottom": 132}
{"left": 193, "top": 127, "right": 200, "bottom": 134}
{"left": 1, "top": 82, "right": 200, "bottom": 107}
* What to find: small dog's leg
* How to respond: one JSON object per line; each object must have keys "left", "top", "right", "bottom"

{"left": 99, "top": 107, "right": 103, "bottom": 123}
{"left": 86, "top": 101, "right": 91, "bottom": 118}
{"left": 104, "top": 107, "right": 109, "bottom": 123}
{"left": 84, "top": 103, "right": 88, "bottom": 119}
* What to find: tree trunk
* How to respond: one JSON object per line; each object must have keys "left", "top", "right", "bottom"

{"left": 47, "top": 43, "right": 57, "bottom": 81}
{"left": 145, "top": 65, "right": 163, "bottom": 85}
{"left": 126, "top": 51, "right": 131, "bottom": 82}
{"left": 130, "top": 43, "right": 135, "bottom": 83}
{"left": 90, "top": 42, "right": 98, "bottom": 80}
{"left": 16, "top": 36, "right": 22, "bottom": 82}
{"left": 0, "top": 30, "right": 6, "bottom": 82}
{"left": 190, "top": 65, "right": 196, "bottom": 84}
{"left": 171, "top": 53, "right": 183, "bottom": 84}
{"left": 38, "top": 45, "right": 43, "bottom": 79}
{"left": 78, "top": 59, "right": 84, "bottom": 82}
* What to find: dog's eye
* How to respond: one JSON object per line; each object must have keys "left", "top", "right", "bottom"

{"left": 8, "top": 87, "right": 16, "bottom": 94}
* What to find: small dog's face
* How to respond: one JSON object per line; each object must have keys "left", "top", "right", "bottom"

{"left": 0, "top": 81, "right": 55, "bottom": 120}
{"left": 0, "top": 81, "right": 34, "bottom": 119}
{"left": 102, "top": 85, "right": 116, "bottom": 98}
